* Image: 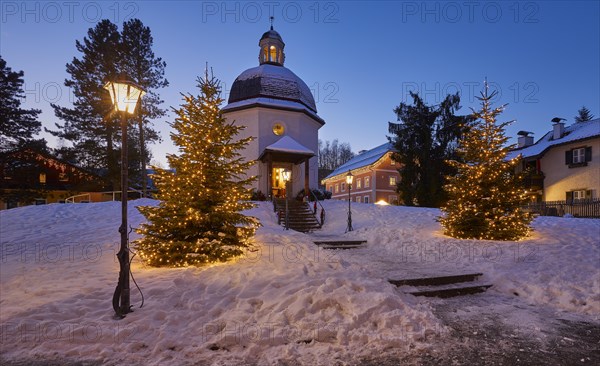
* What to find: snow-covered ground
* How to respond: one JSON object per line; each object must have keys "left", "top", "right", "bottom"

{"left": 1, "top": 199, "right": 598, "bottom": 365}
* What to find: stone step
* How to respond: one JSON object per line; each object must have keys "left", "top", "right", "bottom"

{"left": 406, "top": 284, "right": 493, "bottom": 298}
{"left": 388, "top": 273, "right": 483, "bottom": 287}
{"left": 314, "top": 240, "right": 367, "bottom": 246}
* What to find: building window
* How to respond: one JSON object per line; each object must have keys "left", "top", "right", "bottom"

{"left": 364, "top": 177, "right": 370, "bottom": 188}
{"left": 566, "top": 146, "right": 591, "bottom": 167}
{"left": 573, "top": 148, "right": 585, "bottom": 163}
{"left": 572, "top": 190, "right": 586, "bottom": 200}
{"left": 335, "top": 184, "right": 339, "bottom": 193}
{"left": 329, "top": 186, "right": 333, "bottom": 192}
{"left": 389, "top": 176, "right": 396, "bottom": 186}
{"left": 34, "top": 198, "right": 46, "bottom": 205}
{"left": 363, "top": 195, "right": 369, "bottom": 204}
{"left": 567, "top": 189, "right": 592, "bottom": 201}
{"left": 391, "top": 159, "right": 395, "bottom": 166}
{"left": 39, "top": 173, "right": 47, "bottom": 184}
{"left": 356, "top": 178, "right": 361, "bottom": 189}
{"left": 341, "top": 183, "right": 346, "bottom": 191}
{"left": 269, "top": 45, "right": 277, "bottom": 62}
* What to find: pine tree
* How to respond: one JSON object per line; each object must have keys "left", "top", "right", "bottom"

{"left": 575, "top": 106, "right": 594, "bottom": 123}
{"left": 0, "top": 56, "right": 43, "bottom": 150}
{"left": 135, "top": 73, "right": 259, "bottom": 267}
{"left": 440, "top": 83, "right": 531, "bottom": 240}
{"left": 388, "top": 92, "right": 470, "bottom": 207}
{"left": 47, "top": 19, "right": 165, "bottom": 189}
{"left": 440, "top": 84, "right": 531, "bottom": 240}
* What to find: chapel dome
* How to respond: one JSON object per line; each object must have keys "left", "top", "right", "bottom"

{"left": 228, "top": 64, "right": 317, "bottom": 113}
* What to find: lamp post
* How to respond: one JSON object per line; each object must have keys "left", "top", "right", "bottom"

{"left": 282, "top": 169, "right": 291, "bottom": 230}
{"left": 104, "top": 77, "right": 145, "bottom": 317}
{"left": 346, "top": 170, "right": 354, "bottom": 232}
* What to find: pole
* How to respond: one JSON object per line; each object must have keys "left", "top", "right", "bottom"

{"left": 346, "top": 182, "right": 353, "bottom": 232}
{"left": 117, "top": 112, "right": 130, "bottom": 315}
{"left": 285, "top": 180, "right": 289, "bottom": 230}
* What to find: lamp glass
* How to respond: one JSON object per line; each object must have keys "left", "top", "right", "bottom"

{"left": 104, "top": 81, "right": 145, "bottom": 115}
{"left": 282, "top": 170, "right": 291, "bottom": 182}
{"left": 346, "top": 171, "right": 353, "bottom": 185}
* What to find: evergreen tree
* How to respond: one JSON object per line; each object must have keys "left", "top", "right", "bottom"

{"left": 135, "top": 73, "right": 259, "bottom": 267}
{"left": 388, "top": 92, "right": 470, "bottom": 207}
{"left": 575, "top": 106, "right": 594, "bottom": 123}
{"left": 0, "top": 56, "right": 43, "bottom": 150}
{"left": 47, "top": 19, "right": 165, "bottom": 189}
{"left": 440, "top": 84, "right": 532, "bottom": 240}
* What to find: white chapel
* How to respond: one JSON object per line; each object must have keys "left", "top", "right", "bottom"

{"left": 222, "top": 26, "right": 324, "bottom": 198}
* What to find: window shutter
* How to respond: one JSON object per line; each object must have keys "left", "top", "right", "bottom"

{"left": 565, "top": 150, "right": 573, "bottom": 164}
{"left": 585, "top": 146, "right": 592, "bottom": 162}
{"left": 586, "top": 190, "right": 593, "bottom": 199}
{"left": 566, "top": 191, "right": 573, "bottom": 201}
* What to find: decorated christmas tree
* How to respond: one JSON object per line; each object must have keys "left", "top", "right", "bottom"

{"left": 440, "top": 83, "right": 532, "bottom": 240}
{"left": 135, "top": 72, "right": 259, "bottom": 266}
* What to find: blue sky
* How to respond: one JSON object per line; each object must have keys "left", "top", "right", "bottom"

{"left": 1, "top": 1, "right": 599, "bottom": 166}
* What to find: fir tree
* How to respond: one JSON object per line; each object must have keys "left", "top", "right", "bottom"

{"left": 388, "top": 92, "right": 470, "bottom": 207}
{"left": 0, "top": 56, "right": 43, "bottom": 150}
{"left": 135, "top": 73, "right": 259, "bottom": 267}
{"left": 440, "top": 84, "right": 532, "bottom": 240}
{"left": 575, "top": 106, "right": 594, "bottom": 123}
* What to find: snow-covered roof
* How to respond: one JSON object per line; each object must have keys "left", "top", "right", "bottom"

{"left": 264, "top": 136, "right": 314, "bottom": 155}
{"left": 226, "top": 64, "right": 317, "bottom": 113}
{"left": 222, "top": 97, "right": 324, "bottom": 125}
{"left": 324, "top": 142, "right": 394, "bottom": 180}
{"left": 507, "top": 118, "right": 600, "bottom": 160}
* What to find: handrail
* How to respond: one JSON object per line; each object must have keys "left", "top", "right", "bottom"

{"left": 307, "top": 189, "right": 326, "bottom": 227}
{"left": 65, "top": 193, "right": 90, "bottom": 203}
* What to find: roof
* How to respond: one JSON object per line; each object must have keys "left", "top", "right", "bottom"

{"left": 324, "top": 142, "right": 394, "bottom": 180}
{"left": 226, "top": 64, "right": 317, "bottom": 113}
{"left": 260, "top": 29, "right": 284, "bottom": 44}
{"left": 222, "top": 97, "right": 324, "bottom": 125}
{"left": 263, "top": 136, "right": 314, "bottom": 155}
{"left": 507, "top": 118, "right": 600, "bottom": 160}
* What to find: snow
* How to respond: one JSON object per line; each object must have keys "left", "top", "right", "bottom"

{"left": 507, "top": 118, "right": 600, "bottom": 160}
{"left": 222, "top": 97, "right": 322, "bottom": 122}
{"left": 1, "top": 199, "right": 599, "bottom": 364}
{"left": 264, "top": 136, "right": 314, "bottom": 156}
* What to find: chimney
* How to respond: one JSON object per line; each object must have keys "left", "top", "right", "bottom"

{"left": 358, "top": 150, "right": 367, "bottom": 154}
{"left": 551, "top": 117, "right": 566, "bottom": 139}
{"left": 517, "top": 131, "right": 534, "bottom": 148}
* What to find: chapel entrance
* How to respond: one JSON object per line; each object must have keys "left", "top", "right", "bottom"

{"left": 271, "top": 165, "right": 292, "bottom": 199}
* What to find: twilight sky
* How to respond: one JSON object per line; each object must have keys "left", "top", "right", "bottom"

{"left": 1, "top": 1, "right": 599, "bottom": 166}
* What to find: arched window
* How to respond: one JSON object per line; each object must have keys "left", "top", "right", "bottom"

{"left": 263, "top": 46, "right": 269, "bottom": 63}
{"left": 269, "top": 45, "right": 277, "bottom": 62}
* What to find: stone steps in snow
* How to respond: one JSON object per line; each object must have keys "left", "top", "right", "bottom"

{"left": 388, "top": 273, "right": 492, "bottom": 298}
{"left": 313, "top": 240, "right": 367, "bottom": 250}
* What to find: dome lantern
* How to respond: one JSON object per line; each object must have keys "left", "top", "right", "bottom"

{"left": 259, "top": 23, "right": 285, "bottom": 66}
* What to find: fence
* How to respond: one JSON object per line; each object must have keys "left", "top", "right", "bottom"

{"left": 523, "top": 199, "right": 600, "bottom": 218}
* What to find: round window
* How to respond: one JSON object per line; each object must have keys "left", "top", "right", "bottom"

{"left": 272, "top": 123, "right": 285, "bottom": 136}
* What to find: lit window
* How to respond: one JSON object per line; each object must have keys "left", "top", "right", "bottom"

{"left": 389, "top": 176, "right": 396, "bottom": 186}
{"left": 272, "top": 123, "right": 285, "bottom": 136}
{"left": 356, "top": 196, "right": 361, "bottom": 203}
{"left": 572, "top": 148, "right": 585, "bottom": 163}
{"left": 356, "top": 178, "right": 361, "bottom": 189}
{"left": 341, "top": 183, "right": 346, "bottom": 191}
{"left": 269, "top": 45, "right": 277, "bottom": 62}
{"left": 572, "top": 190, "right": 586, "bottom": 200}
{"left": 364, "top": 177, "right": 370, "bottom": 188}
{"left": 335, "top": 184, "right": 339, "bottom": 193}
{"left": 39, "top": 173, "right": 47, "bottom": 184}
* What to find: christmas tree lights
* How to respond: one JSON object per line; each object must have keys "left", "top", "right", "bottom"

{"left": 135, "top": 72, "right": 259, "bottom": 266}
{"left": 440, "top": 83, "right": 532, "bottom": 240}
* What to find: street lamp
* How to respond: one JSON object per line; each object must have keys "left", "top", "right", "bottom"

{"left": 346, "top": 170, "right": 354, "bottom": 232}
{"left": 282, "top": 169, "right": 291, "bottom": 230}
{"left": 104, "top": 77, "right": 145, "bottom": 318}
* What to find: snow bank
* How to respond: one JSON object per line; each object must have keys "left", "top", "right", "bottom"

{"left": 0, "top": 200, "right": 439, "bottom": 365}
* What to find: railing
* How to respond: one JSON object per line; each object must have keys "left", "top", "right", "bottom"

{"left": 307, "top": 189, "right": 326, "bottom": 227}
{"left": 65, "top": 190, "right": 143, "bottom": 204}
{"left": 523, "top": 199, "right": 600, "bottom": 218}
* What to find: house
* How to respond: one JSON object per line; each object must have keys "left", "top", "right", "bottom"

{"left": 508, "top": 118, "right": 600, "bottom": 202}
{"left": 0, "top": 148, "right": 108, "bottom": 210}
{"left": 321, "top": 143, "right": 400, "bottom": 204}
{"left": 222, "top": 26, "right": 323, "bottom": 199}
